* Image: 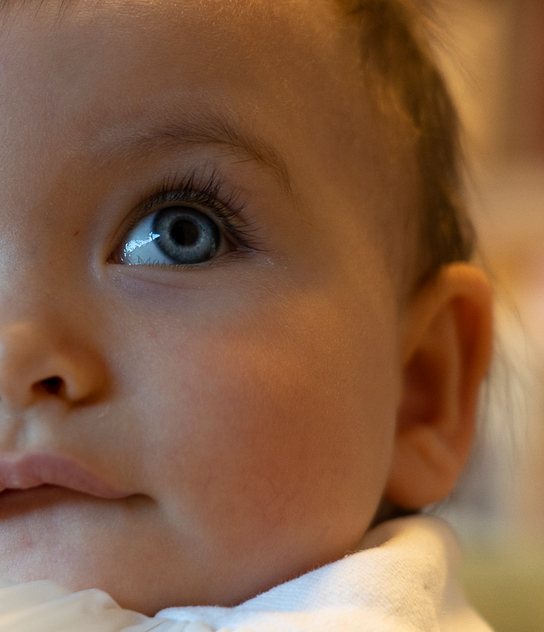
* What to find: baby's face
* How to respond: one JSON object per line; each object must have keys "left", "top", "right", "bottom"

{"left": 0, "top": 0, "right": 411, "bottom": 614}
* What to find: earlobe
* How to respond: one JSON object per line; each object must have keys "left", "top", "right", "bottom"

{"left": 384, "top": 263, "right": 493, "bottom": 509}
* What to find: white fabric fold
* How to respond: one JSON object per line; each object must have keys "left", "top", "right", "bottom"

{"left": 0, "top": 516, "right": 493, "bottom": 632}
{"left": 159, "top": 516, "right": 493, "bottom": 632}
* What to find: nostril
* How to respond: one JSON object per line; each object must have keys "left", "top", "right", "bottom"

{"left": 39, "top": 376, "right": 64, "bottom": 395}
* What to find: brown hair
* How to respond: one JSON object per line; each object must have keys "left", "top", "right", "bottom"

{"left": 337, "top": 0, "right": 475, "bottom": 286}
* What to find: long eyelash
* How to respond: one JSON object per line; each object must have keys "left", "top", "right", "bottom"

{"left": 136, "top": 167, "right": 261, "bottom": 251}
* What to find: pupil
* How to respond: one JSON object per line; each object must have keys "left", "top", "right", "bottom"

{"left": 171, "top": 220, "right": 199, "bottom": 246}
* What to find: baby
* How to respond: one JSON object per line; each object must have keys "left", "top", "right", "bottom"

{"left": 0, "top": 0, "right": 494, "bottom": 630}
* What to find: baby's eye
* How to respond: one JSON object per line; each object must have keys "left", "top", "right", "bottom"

{"left": 117, "top": 206, "right": 227, "bottom": 266}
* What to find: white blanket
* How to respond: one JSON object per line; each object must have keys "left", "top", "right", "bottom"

{"left": 0, "top": 516, "right": 493, "bottom": 631}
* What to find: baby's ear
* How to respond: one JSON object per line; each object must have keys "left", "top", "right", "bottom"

{"left": 384, "top": 263, "right": 493, "bottom": 509}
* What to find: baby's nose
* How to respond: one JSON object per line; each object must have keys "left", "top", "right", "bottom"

{"left": 0, "top": 322, "right": 105, "bottom": 410}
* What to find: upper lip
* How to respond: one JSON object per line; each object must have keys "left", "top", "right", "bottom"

{"left": 0, "top": 453, "right": 130, "bottom": 499}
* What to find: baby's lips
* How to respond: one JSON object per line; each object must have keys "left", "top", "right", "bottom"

{"left": 0, "top": 453, "right": 131, "bottom": 498}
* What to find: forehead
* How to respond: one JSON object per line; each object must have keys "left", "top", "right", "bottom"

{"left": 1, "top": 0, "right": 360, "bottom": 174}
{"left": 0, "top": 0, "right": 359, "bottom": 123}
{"left": 7, "top": 0, "right": 380, "bottom": 152}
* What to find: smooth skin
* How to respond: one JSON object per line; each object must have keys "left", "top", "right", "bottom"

{"left": 0, "top": 0, "right": 492, "bottom": 615}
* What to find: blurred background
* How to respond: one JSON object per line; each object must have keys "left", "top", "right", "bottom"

{"left": 430, "top": 1, "right": 544, "bottom": 630}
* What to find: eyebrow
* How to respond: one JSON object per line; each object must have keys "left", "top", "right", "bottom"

{"left": 96, "top": 113, "right": 296, "bottom": 199}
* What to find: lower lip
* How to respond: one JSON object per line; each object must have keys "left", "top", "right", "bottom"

{"left": 0, "top": 485, "right": 108, "bottom": 516}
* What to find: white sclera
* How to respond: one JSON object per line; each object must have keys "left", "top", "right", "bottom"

{"left": 121, "top": 214, "right": 162, "bottom": 265}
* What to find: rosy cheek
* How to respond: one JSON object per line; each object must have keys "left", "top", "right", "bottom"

{"left": 134, "top": 289, "right": 397, "bottom": 551}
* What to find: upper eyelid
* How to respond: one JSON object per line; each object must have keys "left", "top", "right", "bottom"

{"left": 136, "top": 169, "right": 247, "bottom": 221}
{"left": 119, "top": 172, "right": 262, "bottom": 252}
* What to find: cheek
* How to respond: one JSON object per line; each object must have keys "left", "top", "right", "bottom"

{"left": 122, "top": 287, "right": 399, "bottom": 559}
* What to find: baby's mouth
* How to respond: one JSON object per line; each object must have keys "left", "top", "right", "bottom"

{"left": 0, "top": 453, "right": 130, "bottom": 499}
